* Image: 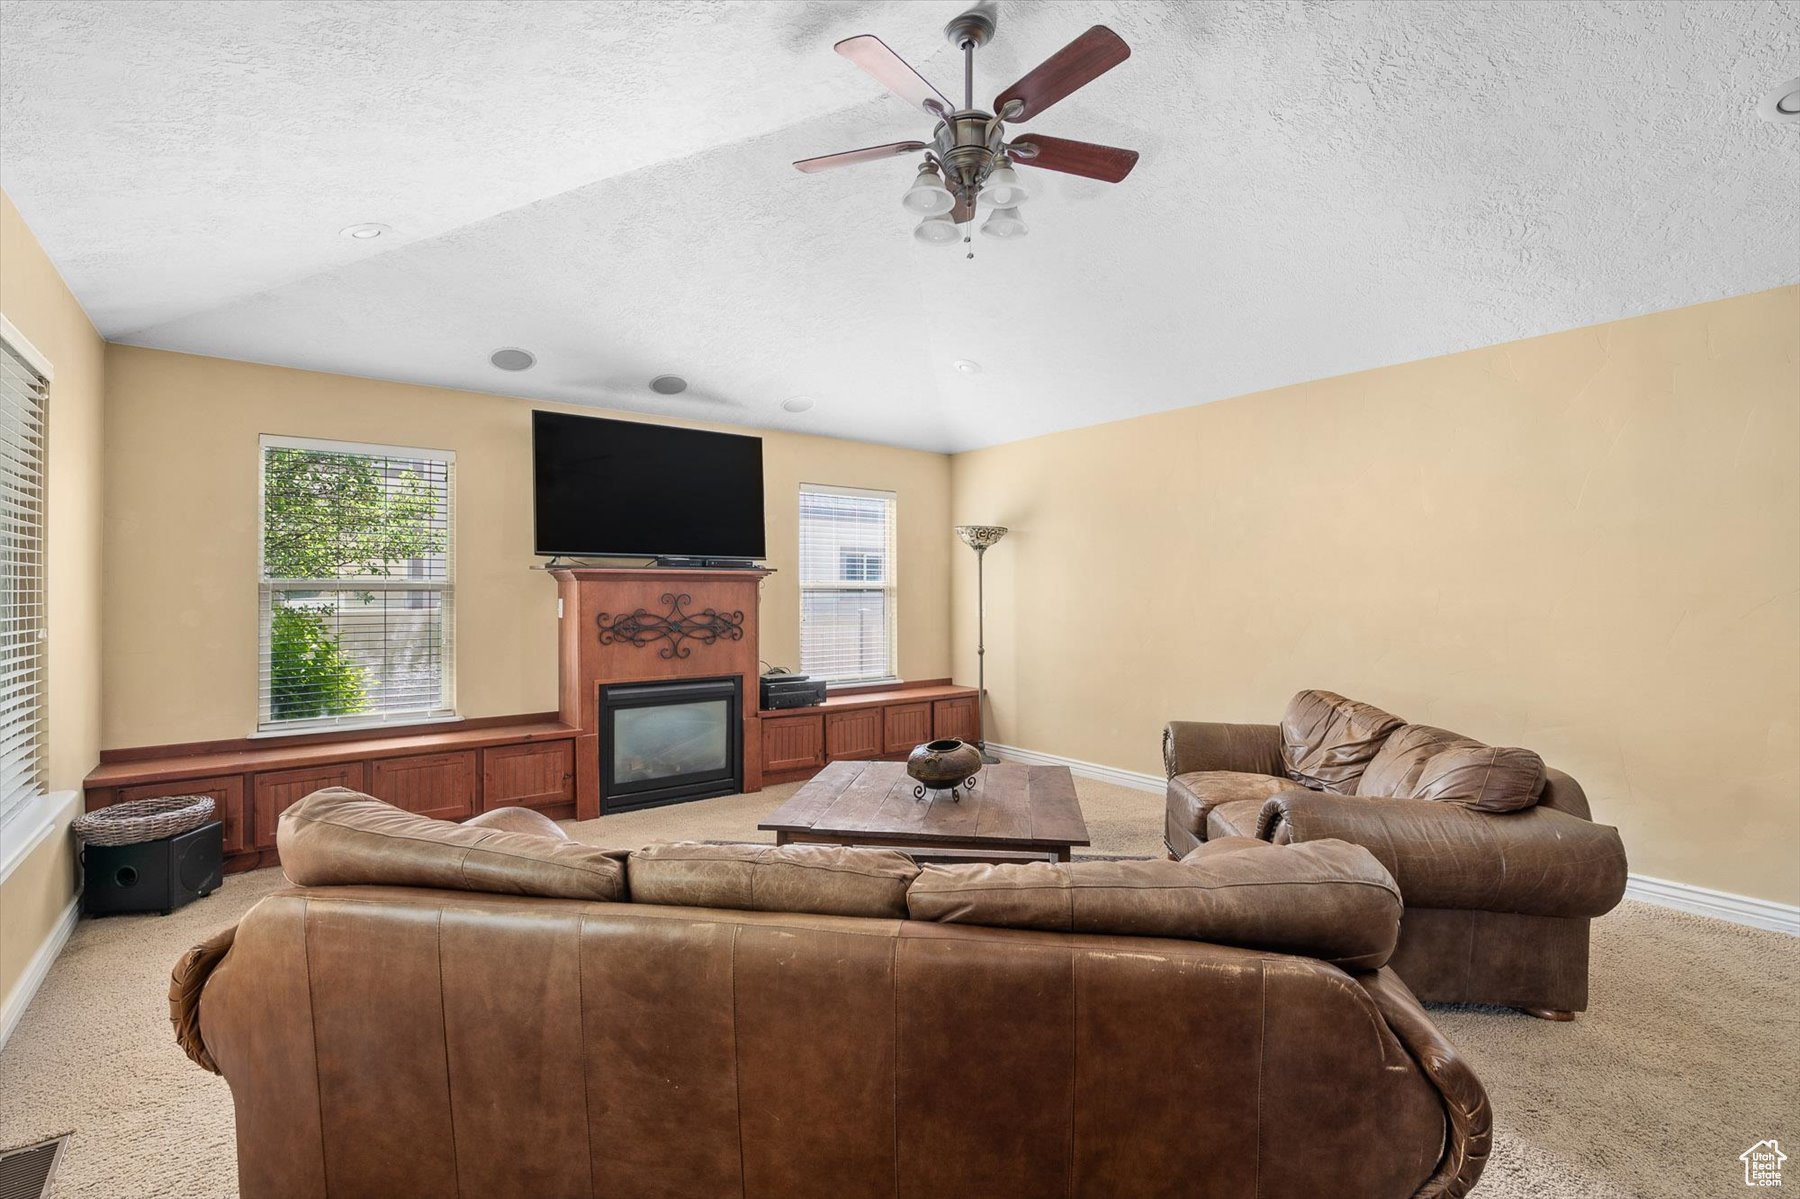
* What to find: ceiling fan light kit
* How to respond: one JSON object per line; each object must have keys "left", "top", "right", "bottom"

{"left": 795, "top": 3, "right": 1140, "bottom": 257}
{"left": 901, "top": 163, "right": 957, "bottom": 215}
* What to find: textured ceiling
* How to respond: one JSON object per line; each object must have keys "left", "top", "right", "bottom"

{"left": 2, "top": 0, "right": 1796, "bottom": 452}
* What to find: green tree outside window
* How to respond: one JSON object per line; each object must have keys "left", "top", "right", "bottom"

{"left": 264, "top": 448, "right": 448, "bottom": 722}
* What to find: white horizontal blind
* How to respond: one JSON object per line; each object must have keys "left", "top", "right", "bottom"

{"left": 0, "top": 337, "right": 47, "bottom": 830}
{"left": 799, "top": 484, "right": 896, "bottom": 684}
{"left": 259, "top": 437, "right": 455, "bottom": 731}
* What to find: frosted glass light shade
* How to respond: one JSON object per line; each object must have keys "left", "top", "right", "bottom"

{"left": 914, "top": 213, "right": 961, "bottom": 244}
{"left": 901, "top": 167, "right": 955, "bottom": 216}
{"left": 979, "top": 164, "right": 1029, "bottom": 207}
{"left": 980, "top": 206, "right": 1027, "bottom": 239}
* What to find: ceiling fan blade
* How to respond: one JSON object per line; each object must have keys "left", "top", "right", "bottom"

{"left": 835, "top": 34, "right": 954, "bottom": 117}
{"left": 793, "top": 140, "right": 929, "bottom": 174}
{"left": 994, "top": 26, "right": 1130, "bottom": 122}
{"left": 1009, "top": 134, "right": 1139, "bottom": 183}
{"left": 951, "top": 191, "right": 975, "bottom": 225}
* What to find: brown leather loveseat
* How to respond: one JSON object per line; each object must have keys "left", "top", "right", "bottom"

{"left": 1164, "top": 689, "right": 1629, "bottom": 1019}
{"left": 172, "top": 788, "right": 1490, "bottom": 1198}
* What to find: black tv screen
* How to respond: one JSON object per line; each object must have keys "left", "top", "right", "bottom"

{"left": 532, "top": 411, "right": 766, "bottom": 560}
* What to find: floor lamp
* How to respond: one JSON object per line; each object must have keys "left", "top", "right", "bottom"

{"left": 955, "top": 525, "right": 1008, "bottom": 764}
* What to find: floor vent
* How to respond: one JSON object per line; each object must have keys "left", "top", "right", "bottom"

{"left": 0, "top": 1134, "right": 68, "bottom": 1199}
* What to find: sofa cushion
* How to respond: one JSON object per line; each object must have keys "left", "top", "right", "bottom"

{"left": 278, "top": 788, "right": 626, "bottom": 901}
{"left": 1167, "top": 771, "right": 1300, "bottom": 840}
{"left": 1358, "top": 724, "right": 1481, "bottom": 798}
{"left": 629, "top": 842, "right": 918, "bottom": 919}
{"left": 1205, "top": 799, "right": 1268, "bottom": 840}
{"left": 462, "top": 805, "right": 569, "bottom": 838}
{"left": 1281, "top": 690, "right": 1405, "bottom": 793}
{"left": 1409, "top": 745, "right": 1545, "bottom": 813}
{"left": 906, "top": 838, "right": 1402, "bottom": 970}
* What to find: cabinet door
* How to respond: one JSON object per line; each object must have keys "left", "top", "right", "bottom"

{"left": 824, "top": 709, "right": 882, "bottom": 761}
{"left": 251, "top": 762, "right": 365, "bottom": 848}
{"left": 762, "top": 714, "right": 824, "bottom": 774}
{"left": 883, "top": 702, "right": 934, "bottom": 753}
{"left": 117, "top": 774, "right": 247, "bottom": 855}
{"left": 933, "top": 696, "right": 980, "bottom": 745}
{"left": 366, "top": 751, "right": 477, "bottom": 822}
{"left": 481, "top": 741, "right": 575, "bottom": 812}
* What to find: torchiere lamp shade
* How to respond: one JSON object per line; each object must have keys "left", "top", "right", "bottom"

{"left": 955, "top": 525, "right": 1009, "bottom": 551}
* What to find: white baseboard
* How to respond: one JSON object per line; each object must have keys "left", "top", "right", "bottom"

{"left": 987, "top": 742, "right": 1798, "bottom": 937}
{"left": 985, "top": 742, "right": 1164, "bottom": 793}
{"left": 1625, "top": 874, "right": 1798, "bottom": 935}
{"left": 0, "top": 894, "right": 79, "bottom": 1051}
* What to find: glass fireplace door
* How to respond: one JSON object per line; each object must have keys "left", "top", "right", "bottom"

{"left": 600, "top": 678, "right": 742, "bottom": 811}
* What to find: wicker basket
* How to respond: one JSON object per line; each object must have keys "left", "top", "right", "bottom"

{"left": 73, "top": 795, "right": 216, "bottom": 847}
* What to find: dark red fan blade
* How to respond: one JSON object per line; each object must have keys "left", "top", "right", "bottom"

{"left": 994, "top": 26, "right": 1130, "bottom": 122}
{"left": 951, "top": 191, "right": 975, "bottom": 225}
{"left": 836, "top": 34, "right": 954, "bottom": 117}
{"left": 794, "top": 140, "right": 929, "bottom": 174}
{"left": 1009, "top": 135, "right": 1139, "bottom": 183}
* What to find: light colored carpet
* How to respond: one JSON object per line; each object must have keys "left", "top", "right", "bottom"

{"left": 1, "top": 778, "right": 1793, "bottom": 1198}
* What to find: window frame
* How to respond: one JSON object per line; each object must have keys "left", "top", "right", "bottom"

{"left": 797, "top": 482, "right": 899, "bottom": 687}
{"left": 0, "top": 314, "right": 50, "bottom": 841}
{"left": 256, "top": 434, "right": 458, "bottom": 734}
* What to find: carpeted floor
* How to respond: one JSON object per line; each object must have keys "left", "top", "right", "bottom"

{"left": 1, "top": 777, "right": 1793, "bottom": 1197}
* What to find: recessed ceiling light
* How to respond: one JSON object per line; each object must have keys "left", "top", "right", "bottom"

{"left": 1758, "top": 77, "right": 1800, "bottom": 122}
{"left": 953, "top": 359, "right": 982, "bottom": 374}
{"left": 339, "top": 222, "right": 392, "bottom": 240}
{"left": 489, "top": 348, "right": 536, "bottom": 372}
{"left": 649, "top": 374, "right": 689, "bottom": 395}
{"left": 782, "top": 396, "right": 815, "bottom": 414}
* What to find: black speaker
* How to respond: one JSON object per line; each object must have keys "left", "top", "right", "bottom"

{"left": 82, "top": 820, "right": 223, "bottom": 917}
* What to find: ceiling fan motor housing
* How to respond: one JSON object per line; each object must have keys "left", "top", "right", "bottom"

{"left": 933, "top": 110, "right": 1006, "bottom": 198}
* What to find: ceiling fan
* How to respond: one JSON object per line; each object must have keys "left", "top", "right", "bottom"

{"left": 794, "top": 3, "right": 1140, "bottom": 253}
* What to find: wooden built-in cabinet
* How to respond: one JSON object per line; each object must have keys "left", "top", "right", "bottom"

{"left": 932, "top": 695, "right": 980, "bottom": 745}
{"left": 481, "top": 740, "right": 576, "bottom": 818}
{"left": 883, "top": 702, "right": 933, "bottom": 753}
{"left": 119, "top": 774, "right": 248, "bottom": 855}
{"left": 757, "top": 684, "right": 982, "bottom": 786}
{"left": 825, "top": 709, "right": 883, "bottom": 760}
{"left": 369, "top": 751, "right": 477, "bottom": 822}
{"left": 251, "top": 763, "right": 364, "bottom": 849}
{"left": 762, "top": 714, "right": 825, "bottom": 775}
{"left": 85, "top": 718, "right": 579, "bottom": 873}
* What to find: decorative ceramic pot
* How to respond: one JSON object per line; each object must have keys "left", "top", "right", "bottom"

{"left": 907, "top": 738, "right": 982, "bottom": 800}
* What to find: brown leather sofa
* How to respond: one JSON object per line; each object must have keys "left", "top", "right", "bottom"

{"left": 172, "top": 788, "right": 1490, "bottom": 1198}
{"left": 1164, "top": 689, "right": 1630, "bottom": 1019}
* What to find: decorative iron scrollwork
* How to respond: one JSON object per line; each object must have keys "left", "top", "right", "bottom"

{"left": 596, "top": 593, "right": 745, "bottom": 659}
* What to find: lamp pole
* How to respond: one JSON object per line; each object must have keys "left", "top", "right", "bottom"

{"left": 955, "top": 525, "right": 1008, "bottom": 763}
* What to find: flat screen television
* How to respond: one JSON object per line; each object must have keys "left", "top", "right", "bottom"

{"left": 531, "top": 411, "right": 766, "bottom": 561}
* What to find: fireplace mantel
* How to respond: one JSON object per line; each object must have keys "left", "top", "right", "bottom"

{"left": 550, "top": 567, "right": 772, "bottom": 818}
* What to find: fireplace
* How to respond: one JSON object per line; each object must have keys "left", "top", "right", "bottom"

{"left": 599, "top": 678, "right": 743, "bottom": 812}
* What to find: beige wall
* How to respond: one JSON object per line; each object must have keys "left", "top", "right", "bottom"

{"left": 0, "top": 190, "right": 107, "bottom": 1016}
{"left": 102, "top": 347, "right": 952, "bottom": 748}
{"left": 951, "top": 286, "right": 1800, "bottom": 906}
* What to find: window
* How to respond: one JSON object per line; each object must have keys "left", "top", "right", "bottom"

{"left": 0, "top": 326, "right": 47, "bottom": 832}
{"left": 799, "top": 484, "right": 897, "bottom": 684}
{"left": 259, "top": 436, "right": 454, "bottom": 731}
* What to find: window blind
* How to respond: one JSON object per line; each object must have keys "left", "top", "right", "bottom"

{"left": 259, "top": 437, "right": 455, "bottom": 731}
{"left": 798, "top": 484, "right": 897, "bottom": 684}
{"left": 0, "top": 336, "right": 47, "bottom": 830}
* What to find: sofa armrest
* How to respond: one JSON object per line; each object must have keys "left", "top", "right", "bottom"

{"left": 1162, "top": 721, "right": 1284, "bottom": 778}
{"left": 1256, "top": 792, "right": 1628, "bottom": 917}
{"left": 1358, "top": 968, "right": 1491, "bottom": 1199}
{"left": 169, "top": 922, "right": 237, "bottom": 1074}
{"left": 1538, "top": 767, "right": 1592, "bottom": 820}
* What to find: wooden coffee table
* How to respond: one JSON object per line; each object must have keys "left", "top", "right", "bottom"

{"left": 759, "top": 760, "right": 1090, "bottom": 863}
